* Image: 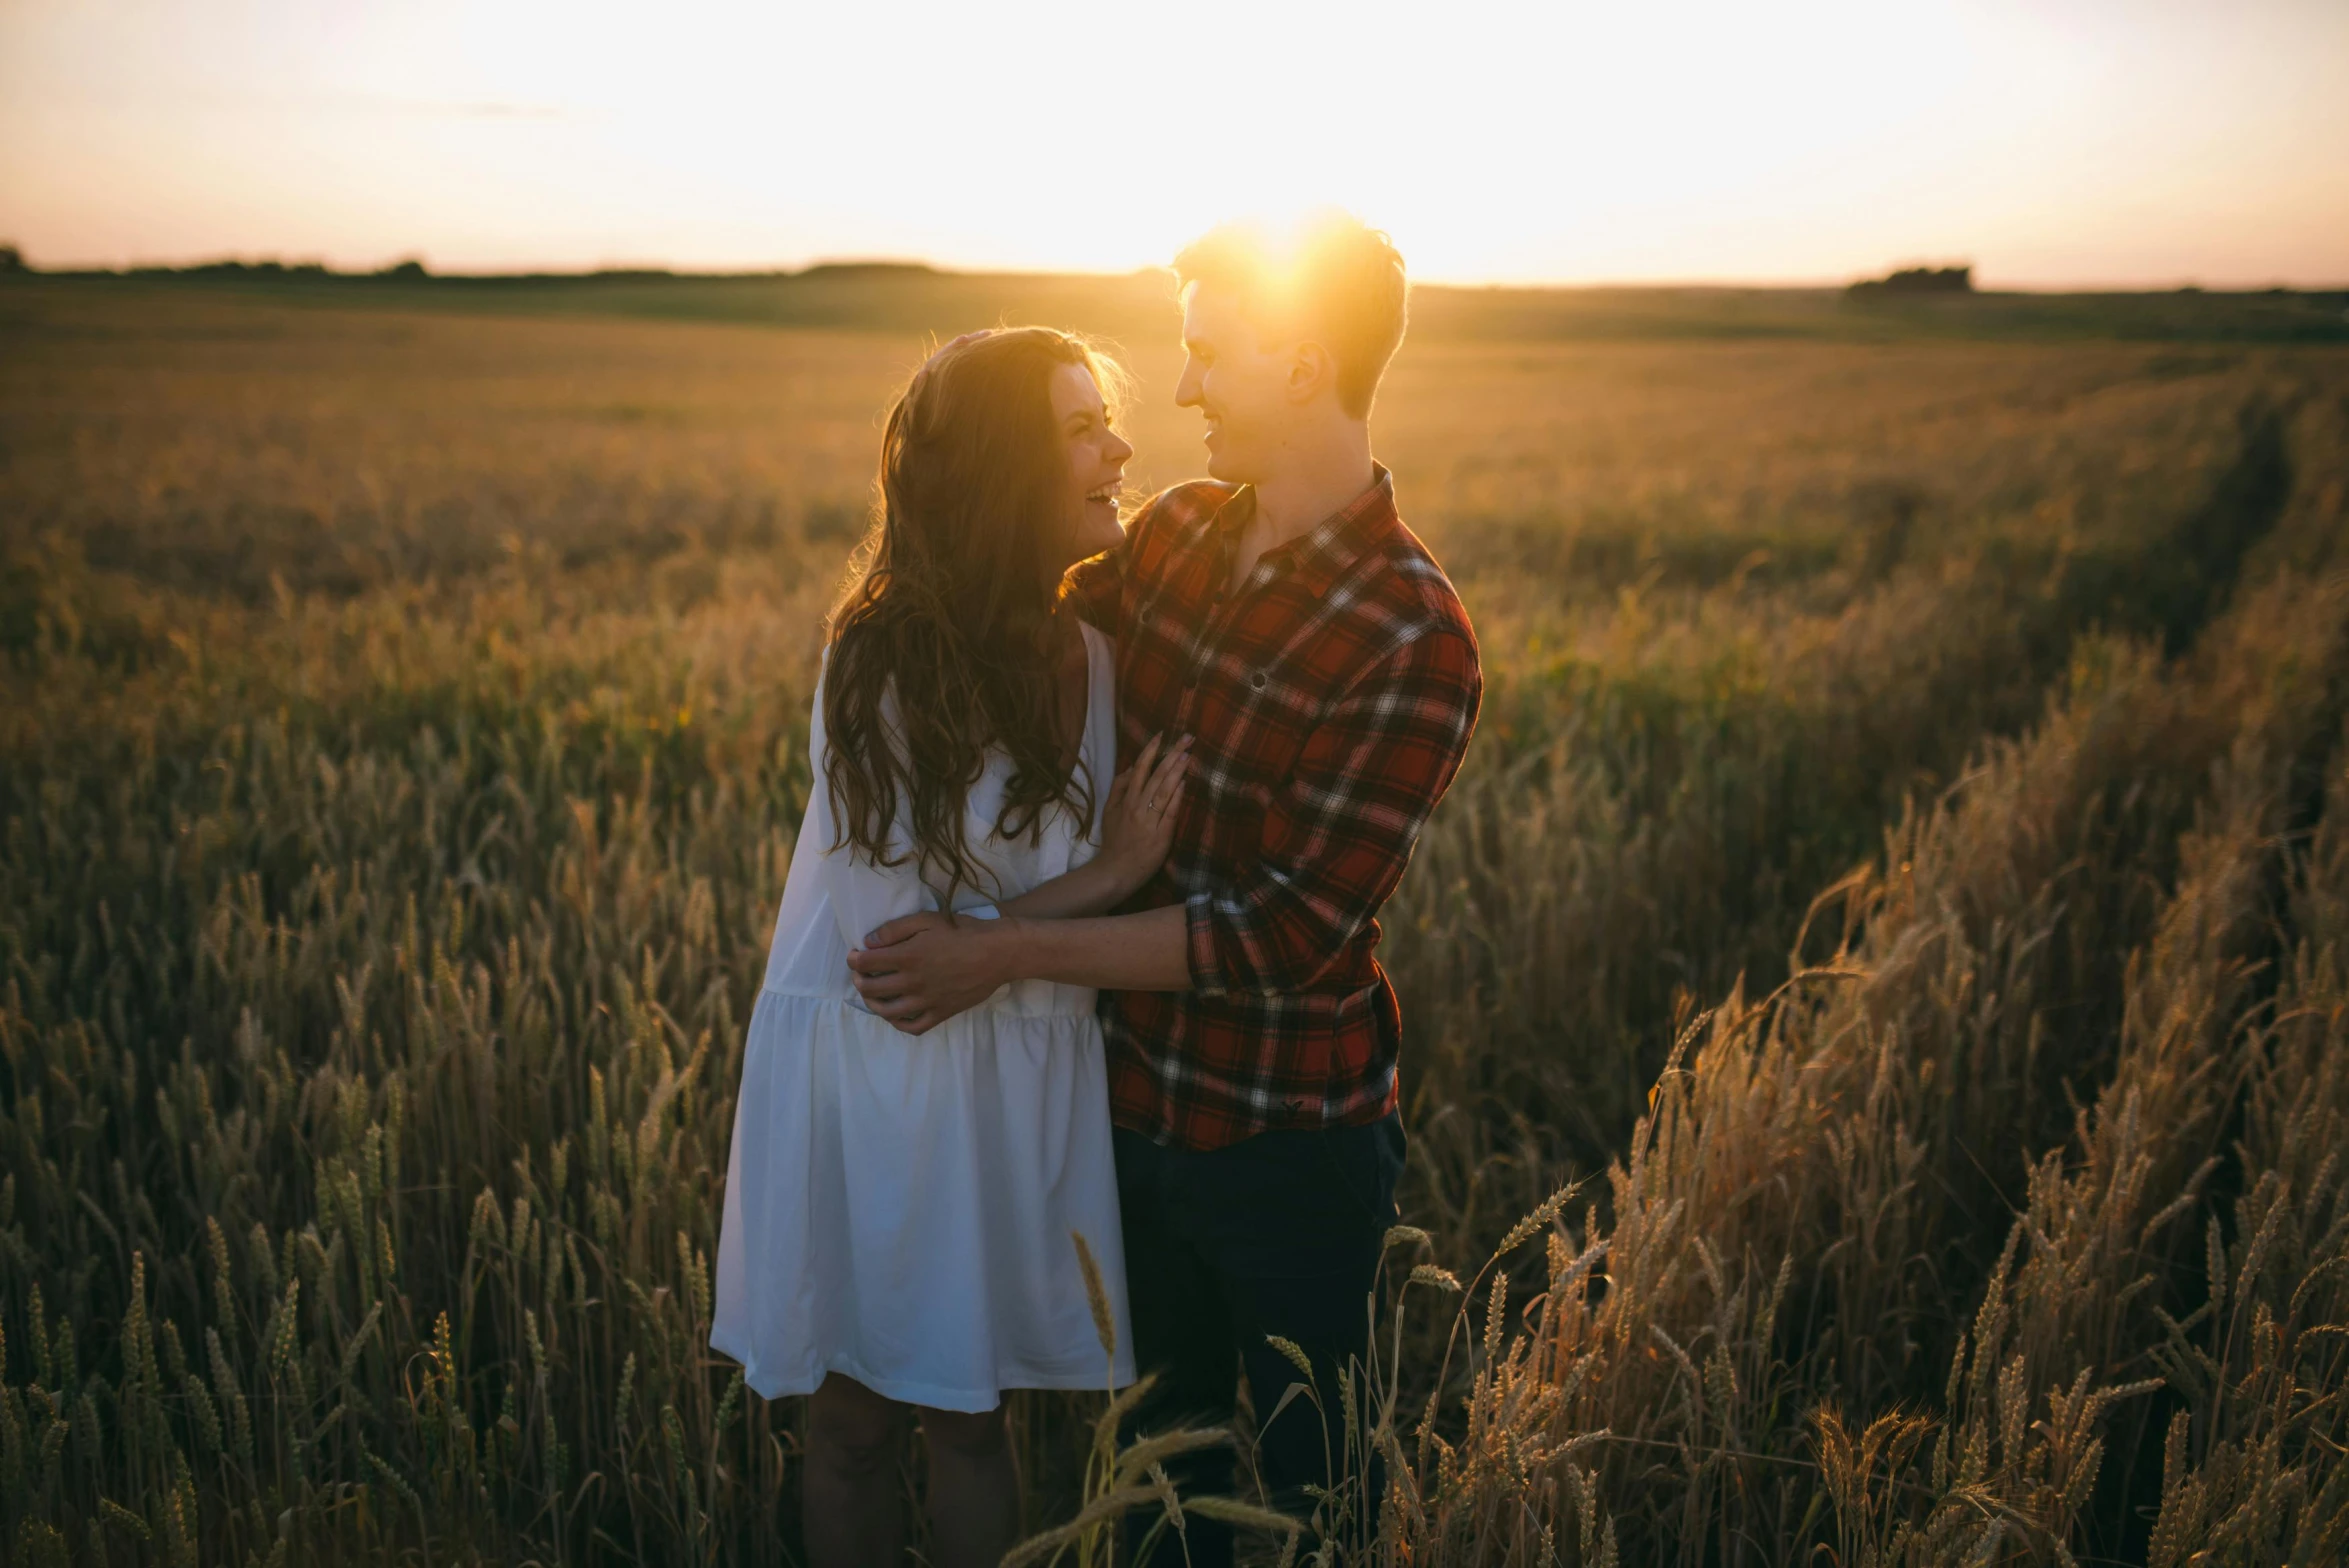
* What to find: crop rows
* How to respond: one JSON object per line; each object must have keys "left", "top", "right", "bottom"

{"left": 2, "top": 287, "right": 2346, "bottom": 1562}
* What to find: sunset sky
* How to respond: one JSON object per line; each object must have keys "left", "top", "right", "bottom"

{"left": 2, "top": 0, "right": 2343, "bottom": 288}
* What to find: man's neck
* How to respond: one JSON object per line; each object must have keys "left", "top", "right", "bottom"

{"left": 1247, "top": 421, "right": 1377, "bottom": 553}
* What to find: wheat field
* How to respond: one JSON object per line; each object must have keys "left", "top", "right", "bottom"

{"left": 3, "top": 274, "right": 2348, "bottom": 1564}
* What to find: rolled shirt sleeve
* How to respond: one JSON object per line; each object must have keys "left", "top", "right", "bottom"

{"left": 1184, "top": 626, "right": 1482, "bottom": 999}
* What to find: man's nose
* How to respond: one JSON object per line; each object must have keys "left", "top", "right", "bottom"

{"left": 1174, "top": 362, "right": 1202, "bottom": 406}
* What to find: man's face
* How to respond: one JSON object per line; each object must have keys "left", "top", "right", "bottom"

{"left": 1174, "top": 282, "right": 1295, "bottom": 485}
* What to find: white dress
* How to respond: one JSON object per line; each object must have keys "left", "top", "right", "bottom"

{"left": 712, "top": 622, "right": 1136, "bottom": 1412}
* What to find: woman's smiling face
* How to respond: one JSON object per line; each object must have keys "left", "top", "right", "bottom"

{"left": 1049, "top": 361, "right": 1133, "bottom": 569}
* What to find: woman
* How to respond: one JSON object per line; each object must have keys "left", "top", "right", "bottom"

{"left": 712, "top": 328, "right": 1189, "bottom": 1567}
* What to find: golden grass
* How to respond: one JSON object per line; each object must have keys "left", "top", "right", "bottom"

{"left": 2, "top": 281, "right": 2347, "bottom": 1563}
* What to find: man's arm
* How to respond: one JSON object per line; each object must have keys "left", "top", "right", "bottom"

{"left": 848, "top": 625, "right": 1483, "bottom": 1032}
{"left": 846, "top": 904, "right": 1189, "bottom": 1033}
{"left": 997, "top": 905, "right": 1193, "bottom": 988}
{"left": 1185, "top": 625, "right": 1482, "bottom": 996}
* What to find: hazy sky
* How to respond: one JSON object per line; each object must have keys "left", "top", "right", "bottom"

{"left": 2, "top": 0, "right": 2344, "bottom": 287}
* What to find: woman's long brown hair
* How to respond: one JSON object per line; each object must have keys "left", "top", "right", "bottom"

{"left": 822, "top": 327, "right": 1122, "bottom": 907}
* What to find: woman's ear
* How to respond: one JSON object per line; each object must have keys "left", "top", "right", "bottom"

{"left": 1285, "top": 341, "right": 1337, "bottom": 405}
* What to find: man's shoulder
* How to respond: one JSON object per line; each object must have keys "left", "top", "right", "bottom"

{"left": 1367, "top": 516, "right": 1479, "bottom": 663}
{"left": 1133, "top": 479, "right": 1242, "bottom": 543}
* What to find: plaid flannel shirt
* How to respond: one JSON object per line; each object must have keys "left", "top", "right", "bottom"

{"left": 1065, "top": 466, "right": 1482, "bottom": 1151}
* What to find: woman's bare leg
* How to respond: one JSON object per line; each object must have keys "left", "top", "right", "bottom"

{"left": 806, "top": 1374, "right": 908, "bottom": 1568}
{"left": 919, "top": 1403, "right": 1022, "bottom": 1568}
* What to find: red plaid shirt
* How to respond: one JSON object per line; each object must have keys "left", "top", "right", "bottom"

{"left": 1065, "top": 467, "right": 1482, "bottom": 1151}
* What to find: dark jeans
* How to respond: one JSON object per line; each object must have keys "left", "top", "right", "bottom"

{"left": 1114, "top": 1114, "right": 1406, "bottom": 1567}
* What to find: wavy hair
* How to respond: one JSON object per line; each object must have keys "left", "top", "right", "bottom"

{"left": 822, "top": 327, "right": 1123, "bottom": 906}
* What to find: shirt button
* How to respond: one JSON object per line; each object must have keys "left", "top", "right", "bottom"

{"left": 1250, "top": 672, "right": 1267, "bottom": 689}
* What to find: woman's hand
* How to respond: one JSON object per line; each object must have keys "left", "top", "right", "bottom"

{"left": 1094, "top": 732, "right": 1191, "bottom": 901}
{"left": 981, "top": 733, "right": 1192, "bottom": 927}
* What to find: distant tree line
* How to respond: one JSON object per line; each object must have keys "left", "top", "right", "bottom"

{"left": 0, "top": 249, "right": 434, "bottom": 282}
{"left": 1848, "top": 264, "right": 1974, "bottom": 296}
{"left": 134, "top": 257, "right": 432, "bottom": 281}
{"left": 0, "top": 249, "right": 958, "bottom": 285}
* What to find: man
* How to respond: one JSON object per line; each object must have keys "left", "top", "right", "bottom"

{"left": 847, "top": 212, "right": 1482, "bottom": 1560}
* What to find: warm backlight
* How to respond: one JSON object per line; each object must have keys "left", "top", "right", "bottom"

{"left": 0, "top": 0, "right": 2343, "bottom": 286}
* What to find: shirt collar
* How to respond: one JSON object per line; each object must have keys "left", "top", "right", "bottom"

{"left": 1201, "top": 464, "right": 1399, "bottom": 593}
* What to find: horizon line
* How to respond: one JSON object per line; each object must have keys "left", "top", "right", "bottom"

{"left": 9, "top": 249, "right": 2347, "bottom": 297}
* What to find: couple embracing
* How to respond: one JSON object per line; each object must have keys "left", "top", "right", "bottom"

{"left": 712, "top": 214, "right": 1482, "bottom": 1564}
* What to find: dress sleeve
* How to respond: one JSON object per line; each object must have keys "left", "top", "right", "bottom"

{"left": 804, "top": 669, "right": 943, "bottom": 953}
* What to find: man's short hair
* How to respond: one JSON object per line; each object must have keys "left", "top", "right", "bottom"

{"left": 1173, "top": 213, "right": 1407, "bottom": 419}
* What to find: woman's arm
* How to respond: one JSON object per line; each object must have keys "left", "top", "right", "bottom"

{"left": 990, "top": 733, "right": 1191, "bottom": 920}
{"left": 838, "top": 735, "right": 1190, "bottom": 1033}
{"left": 990, "top": 859, "right": 1130, "bottom": 922}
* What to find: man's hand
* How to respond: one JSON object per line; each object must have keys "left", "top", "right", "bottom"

{"left": 845, "top": 910, "right": 1016, "bottom": 1035}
